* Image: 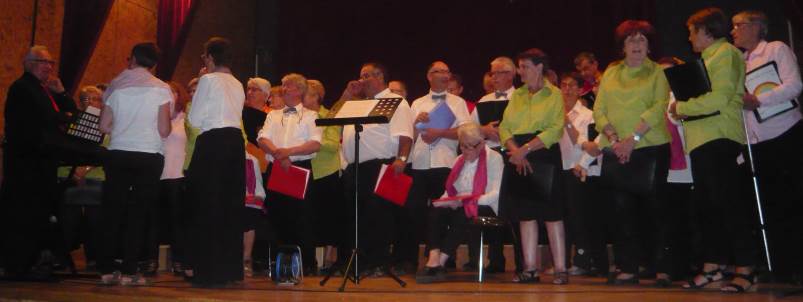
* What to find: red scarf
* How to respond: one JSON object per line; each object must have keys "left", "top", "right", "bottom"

{"left": 444, "top": 147, "right": 487, "bottom": 218}
{"left": 244, "top": 158, "right": 265, "bottom": 212}
{"left": 666, "top": 117, "right": 687, "bottom": 170}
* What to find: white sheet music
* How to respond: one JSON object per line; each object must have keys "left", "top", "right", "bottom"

{"left": 745, "top": 62, "right": 798, "bottom": 122}
{"left": 334, "top": 99, "right": 379, "bottom": 118}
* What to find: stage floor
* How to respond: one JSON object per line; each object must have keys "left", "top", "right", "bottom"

{"left": 2, "top": 271, "right": 802, "bottom": 302}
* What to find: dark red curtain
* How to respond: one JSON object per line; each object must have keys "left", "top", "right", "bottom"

{"left": 156, "top": 0, "right": 198, "bottom": 81}
{"left": 59, "top": 0, "right": 115, "bottom": 95}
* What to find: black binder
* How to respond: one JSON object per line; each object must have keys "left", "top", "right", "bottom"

{"left": 663, "top": 58, "right": 720, "bottom": 122}
{"left": 476, "top": 100, "right": 509, "bottom": 125}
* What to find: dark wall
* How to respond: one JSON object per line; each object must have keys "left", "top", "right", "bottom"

{"left": 261, "top": 0, "right": 789, "bottom": 105}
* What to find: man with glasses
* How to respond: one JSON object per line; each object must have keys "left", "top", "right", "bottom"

{"left": 400, "top": 61, "right": 470, "bottom": 276}
{"left": 338, "top": 62, "right": 413, "bottom": 276}
{"left": 731, "top": 10, "right": 803, "bottom": 285}
{"left": 2, "top": 45, "right": 78, "bottom": 280}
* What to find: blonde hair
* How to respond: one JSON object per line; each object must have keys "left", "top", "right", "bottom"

{"left": 306, "top": 79, "right": 325, "bottom": 100}
{"left": 281, "top": 73, "right": 308, "bottom": 94}
{"left": 458, "top": 121, "right": 484, "bottom": 144}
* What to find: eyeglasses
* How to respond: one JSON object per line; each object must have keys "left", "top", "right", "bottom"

{"left": 490, "top": 70, "right": 512, "bottom": 77}
{"left": 733, "top": 22, "right": 755, "bottom": 30}
{"left": 460, "top": 141, "right": 483, "bottom": 150}
{"left": 29, "top": 59, "right": 56, "bottom": 66}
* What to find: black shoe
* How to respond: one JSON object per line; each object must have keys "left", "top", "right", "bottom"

{"left": 655, "top": 277, "right": 672, "bottom": 288}
{"left": 484, "top": 264, "right": 505, "bottom": 273}
{"left": 415, "top": 266, "right": 446, "bottom": 284}
{"left": 611, "top": 273, "right": 639, "bottom": 285}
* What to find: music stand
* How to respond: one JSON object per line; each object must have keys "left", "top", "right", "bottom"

{"left": 316, "top": 98, "right": 407, "bottom": 291}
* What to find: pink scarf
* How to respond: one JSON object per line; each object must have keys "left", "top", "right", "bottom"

{"left": 666, "top": 117, "right": 687, "bottom": 170}
{"left": 444, "top": 147, "right": 487, "bottom": 218}
{"left": 244, "top": 158, "right": 265, "bottom": 212}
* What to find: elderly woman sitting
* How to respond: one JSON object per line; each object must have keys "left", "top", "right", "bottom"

{"left": 416, "top": 122, "right": 504, "bottom": 283}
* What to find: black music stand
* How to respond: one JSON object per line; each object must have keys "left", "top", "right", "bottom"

{"left": 316, "top": 98, "right": 407, "bottom": 291}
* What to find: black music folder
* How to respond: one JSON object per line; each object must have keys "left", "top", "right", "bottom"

{"left": 476, "top": 100, "right": 509, "bottom": 126}
{"left": 664, "top": 58, "right": 719, "bottom": 122}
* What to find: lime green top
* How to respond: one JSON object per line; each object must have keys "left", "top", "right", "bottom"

{"left": 675, "top": 38, "right": 746, "bottom": 152}
{"left": 311, "top": 106, "right": 342, "bottom": 179}
{"left": 57, "top": 136, "right": 110, "bottom": 181}
{"left": 593, "top": 59, "right": 671, "bottom": 149}
{"left": 499, "top": 81, "right": 565, "bottom": 148}
{"left": 183, "top": 102, "right": 202, "bottom": 171}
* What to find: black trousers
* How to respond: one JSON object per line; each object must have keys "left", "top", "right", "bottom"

{"left": 751, "top": 121, "right": 803, "bottom": 278}
{"left": 690, "top": 139, "right": 757, "bottom": 267}
{"left": 466, "top": 206, "right": 506, "bottom": 269}
{"left": 266, "top": 160, "right": 317, "bottom": 271}
{"left": 159, "top": 178, "right": 186, "bottom": 263}
{"left": 98, "top": 150, "right": 164, "bottom": 275}
{"left": 601, "top": 144, "right": 672, "bottom": 275}
{"left": 342, "top": 159, "right": 397, "bottom": 269}
{"left": 309, "top": 172, "right": 345, "bottom": 247}
{"left": 393, "top": 167, "right": 450, "bottom": 266}
{"left": 426, "top": 206, "right": 469, "bottom": 258}
{"left": 563, "top": 169, "right": 610, "bottom": 270}
{"left": 185, "top": 128, "right": 245, "bottom": 285}
{"left": 0, "top": 149, "right": 60, "bottom": 277}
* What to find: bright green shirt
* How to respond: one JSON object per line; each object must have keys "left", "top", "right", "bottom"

{"left": 593, "top": 59, "right": 671, "bottom": 149}
{"left": 311, "top": 107, "right": 342, "bottom": 179}
{"left": 676, "top": 38, "right": 746, "bottom": 152}
{"left": 183, "top": 102, "right": 202, "bottom": 171}
{"left": 499, "top": 81, "right": 564, "bottom": 149}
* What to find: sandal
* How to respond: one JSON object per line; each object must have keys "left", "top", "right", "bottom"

{"left": 683, "top": 269, "right": 723, "bottom": 289}
{"left": 98, "top": 271, "right": 121, "bottom": 286}
{"left": 119, "top": 274, "right": 150, "bottom": 286}
{"left": 513, "top": 270, "right": 540, "bottom": 283}
{"left": 721, "top": 272, "right": 757, "bottom": 293}
{"left": 553, "top": 271, "right": 569, "bottom": 285}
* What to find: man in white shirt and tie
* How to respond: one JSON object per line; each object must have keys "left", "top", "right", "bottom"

{"left": 395, "top": 61, "right": 471, "bottom": 275}
{"left": 473, "top": 57, "right": 517, "bottom": 149}
{"left": 731, "top": 10, "right": 803, "bottom": 284}
{"left": 338, "top": 62, "right": 414, "bottom": 276}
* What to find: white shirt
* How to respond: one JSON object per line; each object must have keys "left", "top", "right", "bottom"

{"left": 188, "top": 72, "right": 245, "bottom": 133}
{"left": 257, "top": 103, "right": 322, "bottom": 162}
{"left": 105, "top": 86, "right": 171, "bottom": 154}
{"left": 410, "top": 91, "right": 471, "bottom": 169}
{"left": 743, "top": 40, "right": 803, "bottom": 143}
{"left": 161, "top": 111, "right": 187, "bottom": 179}
{"left": 471, "top": 86, "right": 516, "bottom": 148}
{"left": 438, "top": 145, "right": 504, "bottom": 215}
{"left": 577, "top": 136, "right": 602, "bottom": 177}
{"left": 559, "top": 102, "right": 594, "bottom": 170}
{"left": 342, "top": 88, "right": 414, "bottom": 164}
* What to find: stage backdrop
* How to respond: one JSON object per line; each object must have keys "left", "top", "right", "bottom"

{"left": 259, "top": 0, "right": 790, "bottom": 105}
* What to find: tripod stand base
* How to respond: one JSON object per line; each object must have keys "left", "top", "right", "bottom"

{"left": 318, "top": 248, "right": 406, "bottom": 291}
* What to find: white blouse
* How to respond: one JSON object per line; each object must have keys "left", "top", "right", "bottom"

{"left": 188, "top": 72, "right": 245, "bottom": 133}
{"left": 439, "top": 145, "right": 504, "bottom": 215}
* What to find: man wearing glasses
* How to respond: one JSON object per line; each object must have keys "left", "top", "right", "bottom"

{"left": 2, "top": 45, "right": 77, "bottom": 280}
{"left": 731, "top": 10, "right": 803, "bottom": 285}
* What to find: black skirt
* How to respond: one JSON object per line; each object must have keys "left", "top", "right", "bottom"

{"left": 500, "top": 143, "right": 564, "bottom": 222}
{"left": 185, "top": 127, "right": 246, "bottom": 286}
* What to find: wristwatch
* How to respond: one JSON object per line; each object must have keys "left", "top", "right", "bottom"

{"left": 632, "top": 132, "right": 642, "bottom": 142}
{"left": 397, "top": 155, "right": 408, "bottom": 162}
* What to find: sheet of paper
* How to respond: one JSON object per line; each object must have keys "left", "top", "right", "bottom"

{"left": 745, "top": 63, "right": 781, "bottom": 95}
{"left": 334, "top": 99, "right": 379, "bottom": 118}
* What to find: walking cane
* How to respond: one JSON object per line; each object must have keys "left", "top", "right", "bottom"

{"left": 741, "top": 111, "right": 773, "bottom": 272}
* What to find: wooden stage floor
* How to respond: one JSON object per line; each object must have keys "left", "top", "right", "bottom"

{"left": 2, "top": 271, "right": 803, "bottom": 302}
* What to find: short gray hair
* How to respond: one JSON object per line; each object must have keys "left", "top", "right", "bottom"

{"left": 458, "top": 121, "right": 484, "bottom": 144}
{"left": 490, "top": 56, "right": 515, "bottom": 72}
{"left": 248, "top": 77, "right": 271, "bottom": 94}
{"left": 734, "top": 10, "right": 768, "bottom": 39}
{"left": 24, "top": 45, "right": 49, "bottom": 61}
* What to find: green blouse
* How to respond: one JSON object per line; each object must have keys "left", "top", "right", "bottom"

{"left": 499, "top": 81, "right": 565, "bottom": 149}
{"left": 183, "top": 102, "right": 201, "bottom": 171}
{"left": 593, "top": 59, "right": 670, "bottom": 149}
{"left": 675, "top": 38, "right": 746, "bottom": 152}
{"left": 311, "top": 106, "right": 342, "bottom": 179}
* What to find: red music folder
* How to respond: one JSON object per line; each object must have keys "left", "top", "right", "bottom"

{"left": 266, "top": 160, "right": 311, "bottom": 199}
{"left": 373, "top": 164, "right": 412, "bottom": 206}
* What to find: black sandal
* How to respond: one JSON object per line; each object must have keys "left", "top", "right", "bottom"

{"left": 513, "top": 270, "right": 540, "bottom": 283}
{"left": 683, "top": 269, "right": 722, "bottom": 289}
{"left": 721, "top": 272, "right": 756, "bottom": 293}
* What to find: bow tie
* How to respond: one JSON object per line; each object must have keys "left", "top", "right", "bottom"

{"left": 283, "top": 107, "right": 297, "bottom": 114}
{"left": 495, "top": 92, "right": 507, "bottom": 99}
{"left": 432, "top": 94, "right": 446, "bottom": 100}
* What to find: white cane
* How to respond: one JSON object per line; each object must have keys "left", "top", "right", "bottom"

{"left": 741, "top": 111, "right": 773, "bottom": 272}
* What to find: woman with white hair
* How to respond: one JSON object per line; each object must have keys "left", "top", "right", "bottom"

{"left": 416, "top": 122, "right": 503, "bottom": 283}
{"left": 243, "top": 77, "right": 271, "bottom": 145}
